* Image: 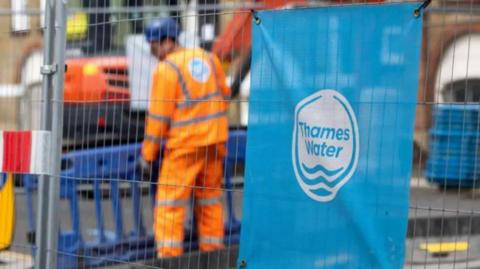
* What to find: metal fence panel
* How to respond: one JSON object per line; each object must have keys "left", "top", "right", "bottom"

{"left": 0, "top": 0, "right": 479, "bottom": 268}
{"left": 0, "top": 1, "right": 45, "bottom": 268}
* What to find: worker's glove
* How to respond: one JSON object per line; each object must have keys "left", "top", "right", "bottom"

{"left": 137, "top": 157, "right": 154, "bottom": 182}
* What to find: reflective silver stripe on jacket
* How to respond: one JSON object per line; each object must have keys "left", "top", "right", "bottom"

{"left": 156, "top": 199, "right": 190, "bottom": 207}
{"left": 144, "top": 135, "right": 163, "bottom": 144}
{"left": 172, "top": 111, "right": 227, "bottom": 128}
{"left": 156, "top": 239, "right": 184, "bottom": 248}
{"left": 176, "top": 91, "right": 223, "bottom": 109}
{"left": 197, "top": 196, "right": 221, "bottom": 206}
{"left": 198, "top": 236, "right": 224, "bottom": 245}
{"left": 164, "top": 60, "right": 191, "bottom": 100}
{"left": 148, "top": 113, "right": 171, "bottom": 124}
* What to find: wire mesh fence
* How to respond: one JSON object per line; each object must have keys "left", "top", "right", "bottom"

{"left": 0, "top": 1, "right": 44, "bottom": 268}
{"left": 407, "top": 2, "right": 480, "bottom": 267}
{"left": 0, "top": 0, "right": 479, "bottom": 268}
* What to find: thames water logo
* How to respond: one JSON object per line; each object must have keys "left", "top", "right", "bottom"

{"left": 292, "top": 89, "right": 359, "bottom": 202}
{"left": 188, "top": 58, "right": 211, "bottom": 83}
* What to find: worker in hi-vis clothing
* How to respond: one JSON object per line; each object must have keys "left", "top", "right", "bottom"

{"left": 138, "top": 18, "right": 230, "bottom": 257}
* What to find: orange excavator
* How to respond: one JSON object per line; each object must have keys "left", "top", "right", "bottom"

{"left": 62, "top": 56, "right": 140, "bottom": 148}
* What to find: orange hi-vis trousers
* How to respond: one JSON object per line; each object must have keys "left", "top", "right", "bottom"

{"left": 154, "top": 143, "right": 225, "bottom": 257}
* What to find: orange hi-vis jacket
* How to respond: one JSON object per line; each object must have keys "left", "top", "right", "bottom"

{"left": 142, "top": 48, "right": 230, "bottom": 161}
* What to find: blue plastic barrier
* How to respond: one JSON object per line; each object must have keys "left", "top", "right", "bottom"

{"left": 24, "top": 130, "right": 246, "bottom": 268}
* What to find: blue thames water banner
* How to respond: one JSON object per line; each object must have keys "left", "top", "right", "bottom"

{"left": 238, "top": 3, "right": 423, "bottom": 269}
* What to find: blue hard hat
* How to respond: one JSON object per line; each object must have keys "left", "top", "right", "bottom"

{"left": 144, "top": 18, "right": 180, "bottom": 42}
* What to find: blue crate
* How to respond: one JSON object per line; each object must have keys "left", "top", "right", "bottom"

{"left": 430, "top": 129, "right": 480, "bottom": 138}
{"left": 429, "top": 145, "right": 480, "bottom": 156}
{"left": 426, "top": 163, "right": 480, "bottom": 178}
{"left": 432, "top": 104, "right": 480, "bottom": 114}
{"left": 432, "top": 113, "right": 479, "bottom": 124}
{"left": 428, "top": 149, "right": 479, "bottom": 159}
{"left": 427, "top": 156, "right": 480, "bottom": 166}
{"left": 427, "top": 105, "right": 480, "bottom": 187}
{"left": 432, "top": 122, "right": 480, "bottom": 131}
{"left": 429, "top": 140, "right": 480, "bottom": 150}
{"left": 426, "top": 177, "right": 478, "bottom": 188}
{"left": 429, "top": 138, "right": 480, "bottom": 148}
{"left": 426, "top": 168, "right": 479, "bottom": 178}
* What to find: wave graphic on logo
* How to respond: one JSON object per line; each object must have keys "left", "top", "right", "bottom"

{"left": 301, "top": 163, "right": 343, "bottom": 178}
{"left": 300, "top": 163, "right": 348, "bottom": 190}
{"left": 292, "top": 90, "right": 359, "bottom": 202}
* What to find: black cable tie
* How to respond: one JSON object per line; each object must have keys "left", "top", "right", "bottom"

{"left": 251, "top": 9, "right": 261, "bottom": 25}
{"left": 413, "top": 0, "right": 432, "bottom": 18}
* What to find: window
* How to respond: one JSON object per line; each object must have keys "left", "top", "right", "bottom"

{"left": 11, "top": 0, "right": 30, "bottom": 32}
{"left": 443, "top": 80, "right": 480, "bottom": 103}
{"left": 40, "top": 0, "right": 45, "bottom": 28}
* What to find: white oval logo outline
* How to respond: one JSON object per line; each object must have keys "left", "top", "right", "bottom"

{"left": 292, "top": 89, "right": 359, "bottom": 202}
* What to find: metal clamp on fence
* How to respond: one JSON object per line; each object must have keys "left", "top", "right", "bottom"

{"left": 40, "top": 64, "right": 57, "bottom": 75}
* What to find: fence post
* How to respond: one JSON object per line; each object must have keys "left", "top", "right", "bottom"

{"left": 45, "top": 0, "right": 68, "bottom": 268}
{"left": 35, "top": 0, "right": 56, "bottom": 268}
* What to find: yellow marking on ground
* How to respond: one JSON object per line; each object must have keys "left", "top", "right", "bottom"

{"left": 420, "top": 242, "right": 469, "bottom": 253}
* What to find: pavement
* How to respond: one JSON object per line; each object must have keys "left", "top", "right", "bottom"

{"left": 0, "top": 251, "right": 32, "bottom": 269}
{"left": 2, "top": 177, "right": 480, "bottom": 268}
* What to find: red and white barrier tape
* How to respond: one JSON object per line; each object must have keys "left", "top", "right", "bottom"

{"left": 0, "top": 131, "right": 51, "bottom": 175}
